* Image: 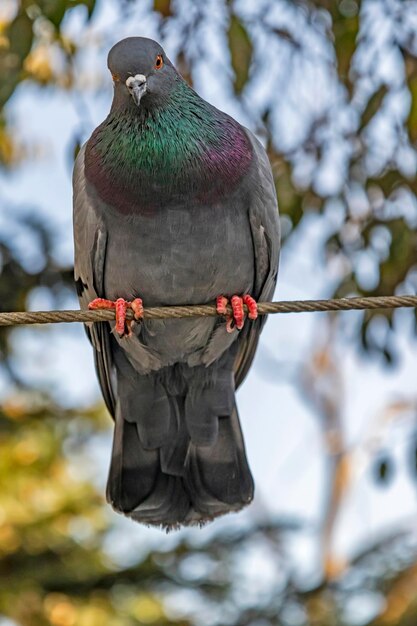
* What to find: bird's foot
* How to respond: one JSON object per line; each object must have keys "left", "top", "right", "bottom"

{"left": 88, "top": 297, "right": 144, "bottom": 337}
{"left": 216, "top": 294, "right": 258, "bottom": 333}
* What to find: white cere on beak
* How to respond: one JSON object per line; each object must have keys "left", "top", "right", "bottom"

{"left": 126, "top": 74, "right": 147, "bottom": 88}
{"left": 126, "top": 74, "right": 148, "bottom": 107}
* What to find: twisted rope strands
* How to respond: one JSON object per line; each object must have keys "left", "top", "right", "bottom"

{"left": 0, "top": 295, "right": 416, "bottom": 327}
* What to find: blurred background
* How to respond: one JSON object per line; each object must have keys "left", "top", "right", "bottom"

{"left": 1, "top": 0, "right": 417, "bottom": 624}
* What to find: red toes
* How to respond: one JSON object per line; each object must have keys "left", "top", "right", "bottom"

{"left": 88, "top": 298, "right": 116, "bottom": 310}
{"left": 216, "top": 296, "right": 228, "bottom": 315}
{"left": 114, "top": 298, "right": 129, "bottom": 335}
{"left": 87, "top": 293, "right": 257, "bottom": 337}
{"left": 243, "top": 294, "right": 258, "bottom": 320}
{"left": 88, "top": 297, "right": 144, "bottom": 337}
{"left": 126, "top": 298, "right": 144, "bottom": 336}
{"left": 216, "top": 294, "right": 258, "bottom": 333}
{"left": 230, "top": 295, "right": 244, "bottom": 330}
{"left": 131, "top": 298, "right": 144, "bottom": 319}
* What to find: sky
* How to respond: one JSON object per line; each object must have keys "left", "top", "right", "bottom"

{"left": 1, "top": 0, "right": 417, "bottom": 610}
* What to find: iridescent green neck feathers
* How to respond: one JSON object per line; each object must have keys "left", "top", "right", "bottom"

{"left": 85, "top": 78, "right": 253, "bottom": 213}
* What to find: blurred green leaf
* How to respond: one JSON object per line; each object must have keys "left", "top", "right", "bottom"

{"left": 39, "top": 0, "right": 97, "bottom": 25}
{"left": 332, "top": 9, "right": 359, "bottom": 92}
{"left": 378, "top": 219, "right": 417, "bottom": 296}
{"left": 359, "top": 85, "right": 388, "bottom": 130}
{"left": 83, "top": 0, "right": 97, "bottom": 19}
{"left": 38, "top": 0, "right": 67, "bottom": 27}
{"left": 0, "top": 10, "right": 33, "bottom": 107}
{"left": 407, "top": 75, "right": 417, "bottom": 144}
{"left": 227, "top": 13, "right": 252, "bottom": 94}
{"left": 7, "top": 10, "right": 33, "bottom": 60}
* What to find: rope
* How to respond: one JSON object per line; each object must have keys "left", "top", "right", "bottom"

{"left": 0, "top": 295, "right": 416, "bottom": 327}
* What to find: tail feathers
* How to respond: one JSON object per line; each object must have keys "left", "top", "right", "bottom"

{"left": 185, "top": 407, "right": 254, "bottom": 518}
{"left": 128, "top": 474, "right": 189, "bottom": 527}
{"left": 184, "top": 393, "right": 218, "bottom": 446}
{"left": 160, "top": 397, "right": 189, "bottom": 475}
{"left": 184, "top": 372, "right": 234, "bottom": 446}
{"left": 106, "top": 408, "right": 159, "bottom": 512}
{"left": 107, "top": 366, "right": 254, "bottom": 528}
{"left": 107, "top": 406, "right": 190, "bottom": 526}
{"left": 119, "top": 374, "right": 172, "bottom": 449}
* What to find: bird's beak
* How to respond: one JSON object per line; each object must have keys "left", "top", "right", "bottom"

{"left": 126, "top": 74, "right": 147, "bottom": 107}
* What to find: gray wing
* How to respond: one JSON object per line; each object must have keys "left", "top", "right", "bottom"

{"left": 73, "top": 145, "right": 115, "bottom": 415}
{"left": 234, "top": 129, "right": 280, "bottom": 388}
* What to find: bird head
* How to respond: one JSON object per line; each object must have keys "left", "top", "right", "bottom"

{"left": 107, "top": 37, "right": 177, "bottom": 111}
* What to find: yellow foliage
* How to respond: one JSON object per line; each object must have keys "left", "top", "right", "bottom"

{"left": 377, "top": 564, "right": 417, "bottom": 624}
{"left": 13, "top": 438, "right": 40, "bottom": 465}
{"left": 130, "top": 594, "right": 166, "bottom": 623}
{"left": 2, "top": 397, "right": 29, "bottom": 420}
{"left": 50, "top": 601, "right": 78, "bottom": 626}
{"left": 153, "top": 0, "right": 172, "bottom": 18}
{"left": 78, "top": 604, "right": 112, "bottom": 626}
{"left": 306, "top": 595, "right": 334, "bottom": 625}
{"left": 59, "top": 35, "right": 77, "bottom": 56}
{"left": 0, "top": 127, "right": 18, "bottom": 166}
{"left": 24, "top": 44, "right": 53, "bottom": 84}
{"left": 0, "top": 20, "right": 10, "bottom": 48}
{"left": 0, "top": 523, "right": 20, "bottom": 553}
{"left": 30, "top": 484, "right": 60, "bottom": 514}
{"left": 45, "top": 595, "right": 78, "bottom": 626}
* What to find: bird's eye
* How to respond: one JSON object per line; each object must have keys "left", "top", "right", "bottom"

{"left": 111, "top": 72, "right": 120, "bottom": 82}
{"left": 154, "top": 55, "right": 164, "bottom": 70}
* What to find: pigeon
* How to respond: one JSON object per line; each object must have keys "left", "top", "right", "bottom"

{"left": 73, "top": 37, "right": 280, "bottom": 529}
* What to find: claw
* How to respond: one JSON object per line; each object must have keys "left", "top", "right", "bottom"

{"left": 88, "top": 296, "right": 144, "bottom": 337}
{"left": 216, "top": 294, "right": 258, "bottom": 333}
